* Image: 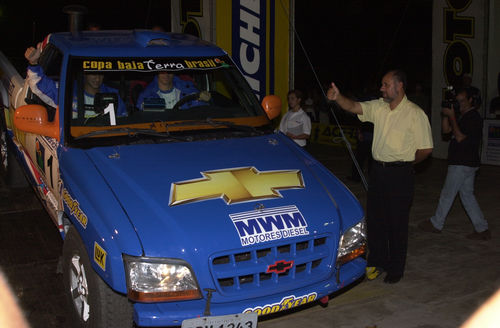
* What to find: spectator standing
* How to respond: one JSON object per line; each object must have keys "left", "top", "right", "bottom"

{"left": 419, "top": 86, "right": 490, "bottom": 240}
{"left": 327, "top": 70, "right": 433, "bottom": 284}
{"left": 279, "top": 89, "right": 311, "bottom": 147}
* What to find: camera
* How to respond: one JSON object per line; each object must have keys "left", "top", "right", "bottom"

{"left": 441, "top": 86, "right": 459, "bottom": 109}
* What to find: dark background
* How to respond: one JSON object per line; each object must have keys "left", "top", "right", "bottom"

{"left": 293, "top": 0, "right": 432, "bottom": 98}
{"left": 0, "top": 0, "right": 433, "bottom": 98}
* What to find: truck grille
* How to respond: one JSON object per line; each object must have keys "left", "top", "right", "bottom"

{"left": 210, "top": 235, "right": 333, "bottom": 296}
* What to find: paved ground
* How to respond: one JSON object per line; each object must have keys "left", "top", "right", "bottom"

{"left": 0, "top": 144, "right": 499, "bottom": 328}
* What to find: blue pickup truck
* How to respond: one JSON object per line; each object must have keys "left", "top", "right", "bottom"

{"left": 0, "top": 29, "right": 366, "bottom": 327}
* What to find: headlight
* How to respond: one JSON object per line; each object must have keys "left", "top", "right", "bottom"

{"left": 336, "top": 219, "right": 367, "bottom": 266}
{"left": 123, "top": 255, "right": 201, "bottom": 302}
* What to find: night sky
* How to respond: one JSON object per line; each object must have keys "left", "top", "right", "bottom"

{"left": 0, "top": 0, "right": 433, "bottom": 97}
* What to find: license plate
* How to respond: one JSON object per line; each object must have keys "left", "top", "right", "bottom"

{"left": 181, "top": 312, "right": 258, "bottom": 328}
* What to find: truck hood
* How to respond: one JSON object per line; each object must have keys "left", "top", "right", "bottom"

{"left": 85, "top": 134, "right": 363, "bottom": 257}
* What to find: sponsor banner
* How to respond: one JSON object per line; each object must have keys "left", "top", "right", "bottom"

{"left": 310, "top": 123, "right": 358, "bottom": 148}
{"left": 431, "top": 0, "right": 487, "bottom": 159}
{"left": 81, "top": 57, "right": 229, "bottom": 72}
{"left": 230, "top": 0, "right": 267, "bottom": 100}
{"left": 481, "top": 119, "right": 500, "bottom": 165}
{"left": 171, "top": 0, "right": 291, "bottom": 110}
{"left": 230, "top": 205, "right": 309, "bottom": 246}
{"left": 243, "top": 292, "right": 317, "bottom": 316}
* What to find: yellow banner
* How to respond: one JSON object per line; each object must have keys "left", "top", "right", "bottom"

{"left": 215, "top": 0, "right": 289, "bottom": 110}
{"left": 310, "top": 123, "right": 358, "bottom": 148}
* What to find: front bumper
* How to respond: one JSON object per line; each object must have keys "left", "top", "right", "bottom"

{"left": 133, "top": 257, "right": 365, "bottom": 327}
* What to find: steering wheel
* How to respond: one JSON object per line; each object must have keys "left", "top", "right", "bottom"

{"left": 171, "top": 91, "right": 211, "bottom": 111}
{"left": 172, "top": 93, "right": 200, "bottom": 111}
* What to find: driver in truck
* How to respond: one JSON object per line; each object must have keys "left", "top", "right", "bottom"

{"left": 135, "top": 71, "right": 210, "bottom": 111}
{"left": 25, "top": 42, "right": 127, "bottom": 117}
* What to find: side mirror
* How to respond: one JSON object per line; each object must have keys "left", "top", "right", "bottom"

{"left": 261, "top": 95, "right": 282, "bottom": 120}
{"left": 14, "top": 104, "right": 60, "bottom": 140}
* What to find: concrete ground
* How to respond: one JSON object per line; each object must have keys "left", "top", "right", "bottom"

{"left": 0, "top": 144, "right": 499, "bottom": 328}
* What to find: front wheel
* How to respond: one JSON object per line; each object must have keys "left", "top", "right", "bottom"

{"left": 62, "top": 227, "right": 133, "bottom": 328}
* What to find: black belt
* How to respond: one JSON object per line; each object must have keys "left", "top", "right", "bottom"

{"left": 374, "top": 160, "right": 412, "bottom": 167}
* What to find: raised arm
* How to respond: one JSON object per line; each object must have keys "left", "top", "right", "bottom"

{"left": 326, "top": 82, "right": 363, "bottom": 115}
{"left": 24, "top": 43, "right": 58, "bottom": 108}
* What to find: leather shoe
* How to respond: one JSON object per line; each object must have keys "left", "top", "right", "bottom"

{"left": 418, "top": 220, "right": 441, "bottom": 234}
{"left": 466, "top": 229, "right": 491, "bottom": 241}
{"left": 383, "top": 274, "right": 402, "bottom": 284}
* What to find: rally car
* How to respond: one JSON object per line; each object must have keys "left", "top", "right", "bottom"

{"left": 0, "top": 29, "right": 366, "bottom": 327}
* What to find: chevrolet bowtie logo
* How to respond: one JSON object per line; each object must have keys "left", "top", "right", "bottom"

{"left": 266, "top": 260, "right": 294, "bottom": 274}
{"left": 169, "top": 167, "right": 304, "bottom": 206}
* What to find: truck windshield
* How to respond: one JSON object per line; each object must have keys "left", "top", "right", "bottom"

{"left": 66, "top": 56, "right": 271, "bottom": 142}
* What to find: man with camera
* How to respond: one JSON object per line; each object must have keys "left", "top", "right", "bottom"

{"left": 419, "top": 86, "right": 490, "bottom": 240}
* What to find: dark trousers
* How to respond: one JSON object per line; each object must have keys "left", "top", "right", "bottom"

{"left": 366, "top": 162, "right": 414, "bottom": 277}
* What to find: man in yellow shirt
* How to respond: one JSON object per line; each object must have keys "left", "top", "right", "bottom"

{"left": 327, "top": 70, "right": 433, "bottom": 283}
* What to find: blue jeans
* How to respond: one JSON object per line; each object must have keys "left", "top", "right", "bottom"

{"left": 430, "top": 165, "right": 488, "bottom": 232}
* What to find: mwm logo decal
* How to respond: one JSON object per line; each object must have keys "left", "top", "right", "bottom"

{"left": 230, "top": 205, "right": 309, "bottom": 246}
{"left": 169, "top": 167, "right": 304, "bottom": 206}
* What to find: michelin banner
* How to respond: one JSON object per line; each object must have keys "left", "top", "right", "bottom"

{"left": 171, "top": 0, "right": 291, "bottom": 113}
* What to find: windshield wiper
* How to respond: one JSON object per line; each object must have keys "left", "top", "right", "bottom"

{"left": 74, "top": 127, "right": 191, "bottom": 141}
{"left": 169, "top": 118, "right": 263, "bottom": 134}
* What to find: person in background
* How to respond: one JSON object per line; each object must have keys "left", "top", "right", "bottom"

{"left": 419, "top": 86, "right": 490, "bottom": 240}
{"left": 327, "top": 69, "right": 433, "bottom": 284}
{"left": 303, "top": 89, "right": 317, "bottom": 122}
{"left": 279, "top": 89, "right": 312, "bottom": 147}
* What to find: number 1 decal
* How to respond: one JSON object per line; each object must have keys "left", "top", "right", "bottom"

{"left": 47, "top": 155, "right": 54, "bottom": 189}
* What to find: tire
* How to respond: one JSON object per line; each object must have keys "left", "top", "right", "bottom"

{"left": 62, "top": 227, "right": 134, "bottom": 328}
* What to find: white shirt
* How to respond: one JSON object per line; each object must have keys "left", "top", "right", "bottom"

{"left": 279, "top": 108, "right": 312, "bottom": 147}
{"left": 157, "top": 88, "right": 181, "bottom": 109}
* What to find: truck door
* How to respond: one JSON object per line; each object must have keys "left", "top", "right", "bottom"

{"left": 22, "top": 45, "right": 64, "bottom": 228}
